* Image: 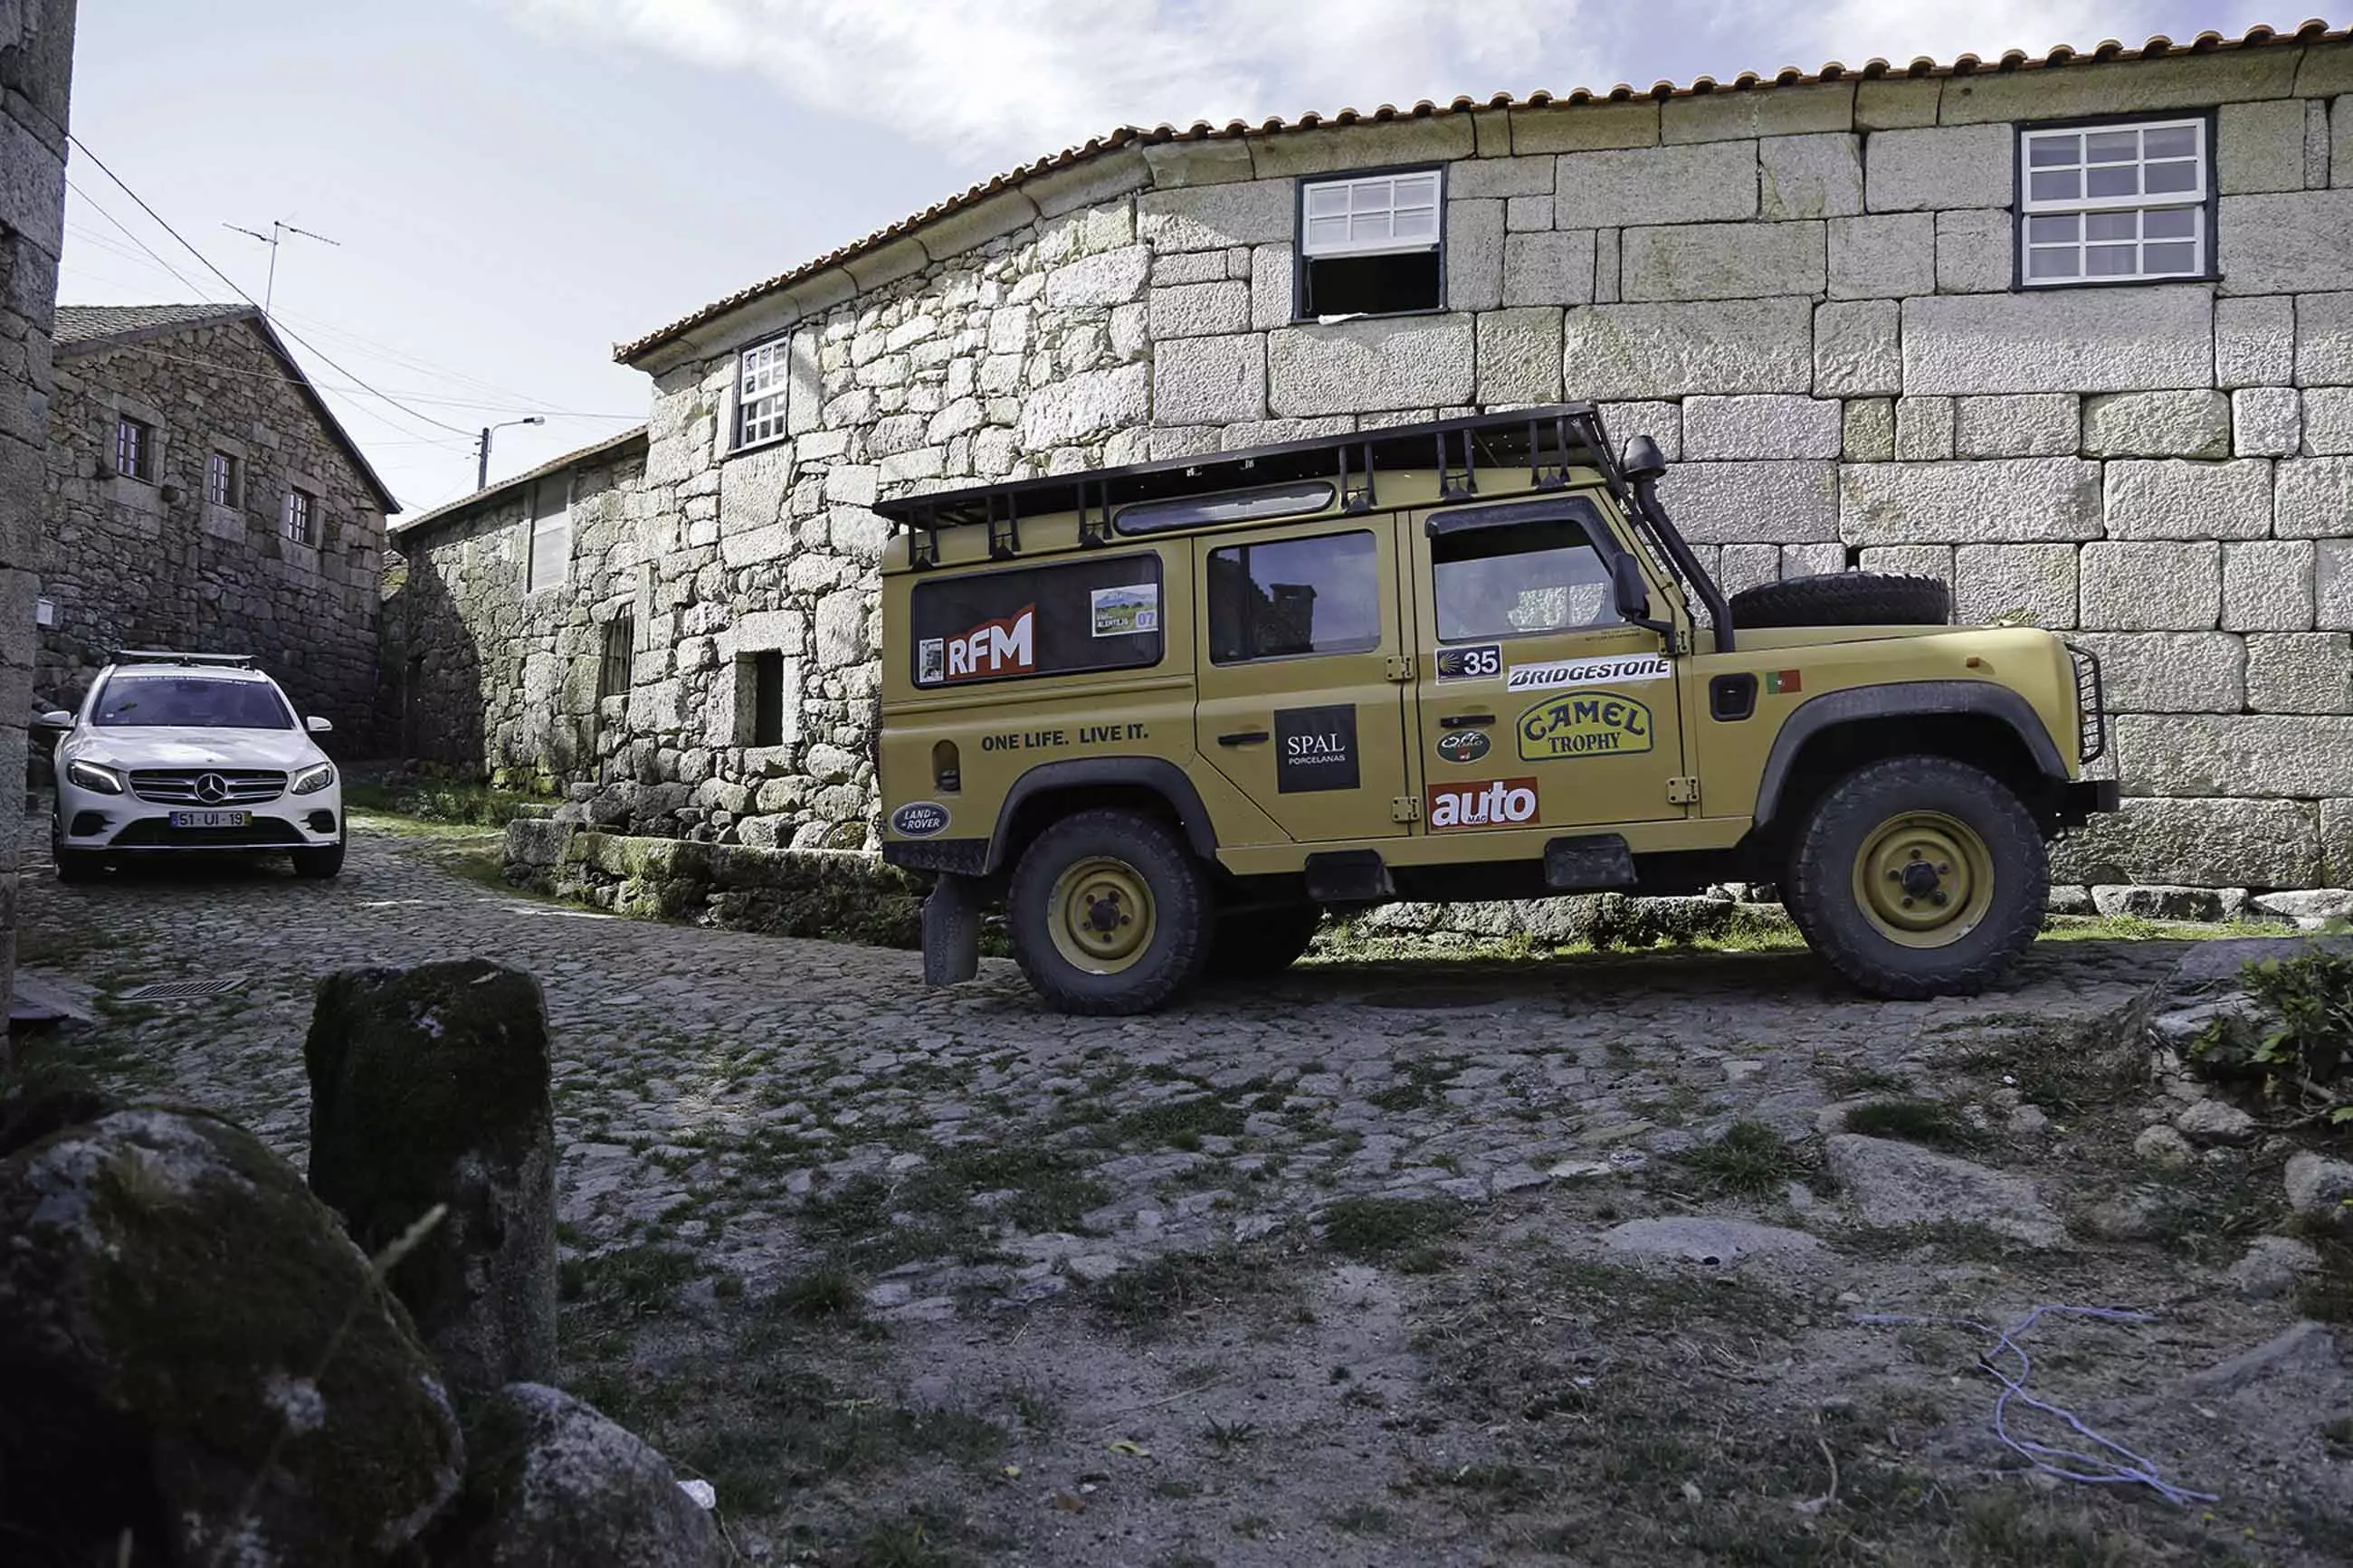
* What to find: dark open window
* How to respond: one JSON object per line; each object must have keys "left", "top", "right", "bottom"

{"left": 115, "top": 417, "right": 152, "bottom": 480}
{"left": 752, "top": 651, "right": 786, "bottom": 747}
{"left": 597, "top": 613, "right": 634, "bottom": 700}
{"left": 205, "top": 451, "right": 240, "bottom": 507}
{"left": 1296, "top": 168, "right": 1443, "bottom": 318}
{"left": 1207, "top": 531, "right": 1382, "bottom": 663}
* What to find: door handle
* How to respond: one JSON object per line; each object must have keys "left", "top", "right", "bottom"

{"left": 1438, "top": 713, "right": 1495, "bottom": 729}
{"left": 1216, "top": 730, "right": 1270, "bottom": 746}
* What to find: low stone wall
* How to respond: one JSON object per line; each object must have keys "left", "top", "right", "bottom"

{"left": 503, "top": 819, "right": 925, "bottom": 948}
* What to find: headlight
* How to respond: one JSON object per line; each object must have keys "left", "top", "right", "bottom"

{"left": 291, "top": 762, "right": 337, "bottom": 795}
{"left": 65, "top": 759, "right": 123, "bottom": 794}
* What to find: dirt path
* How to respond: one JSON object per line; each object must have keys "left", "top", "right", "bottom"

{"left": 18, "top": 823, "right": 2350, "bottom": 1565}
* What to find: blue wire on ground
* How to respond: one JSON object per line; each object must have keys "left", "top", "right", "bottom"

{"left": 1855, "top": 1303, "right": 2221, "bottom": 1506}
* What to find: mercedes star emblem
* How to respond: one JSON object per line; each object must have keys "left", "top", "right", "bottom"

{"left": 195, "top": 773, "right": 229, "bottom": 804}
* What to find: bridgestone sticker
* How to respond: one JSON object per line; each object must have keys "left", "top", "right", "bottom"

{"left": 1091, "top": 583, "right": 1159, "bottom": 638}
{"left": 1505, "top": 652, "right": 1671, "bottom": 693}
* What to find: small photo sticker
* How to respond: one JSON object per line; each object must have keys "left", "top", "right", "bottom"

{"left": 917, "top": 638, "right": 945, "bottom": 685}
{"left": 1091, "top": 583, "right": 1160, "bottom": 638}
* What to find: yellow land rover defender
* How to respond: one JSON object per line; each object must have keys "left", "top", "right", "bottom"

{"left": 873, "top": 406, "right": 2115, "bottom": 1015}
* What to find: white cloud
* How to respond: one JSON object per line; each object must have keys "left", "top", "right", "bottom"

{"left": 1791, "top": 2, "right": 2177, "bottom": 68}
{"left": 508, "top": 0, "right": 1619, "bottom": 165}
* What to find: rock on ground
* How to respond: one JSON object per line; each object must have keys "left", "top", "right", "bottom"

{"left": 2133, "top": 1124, "right": 2196, "bottom": 1167}
{"left": 1600, "top": 1216, "right": 1824, "bottom": 1266}
{"left": 306, "top": 959, "right": 558, "bottom": 1406}
{"left": 2227, "top": 1236, "right": 2320, "bottom": 1299}
{"left": 432, "top": 1383, "right": 726, "bottom": 1568}
{"left": 0, "top": 1107, "right": 462, "bottom": 1566}
{"left": 1824, "top": 1134, "right": 2066, "bottom": 1246}
{"left": 2284, "top": 1151, "right": 2353, "bottom": 1228}
{"left": 2173, "top": 1098, "right": 2259, "bottom": 1145}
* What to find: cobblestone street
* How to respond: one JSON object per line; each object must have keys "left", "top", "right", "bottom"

{"left": 23, "top": 823, "right": 2351, "bottom": 1566}
{"left": 21, "top": 821, "right": 2176, "bottom": 1310}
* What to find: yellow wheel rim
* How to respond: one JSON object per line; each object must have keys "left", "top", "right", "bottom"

{"left": 1852, "top": 810, "right": 1995, "bottom": 949}
{"left": 1048, "top": 855, "right": 1156, "bottom": 974}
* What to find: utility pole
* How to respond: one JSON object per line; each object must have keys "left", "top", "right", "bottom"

{"left": 477, "top": 416, "right": 545, "bottom": 490}
{"left": 222, "top": 219, "right": 339, "bottom": 314}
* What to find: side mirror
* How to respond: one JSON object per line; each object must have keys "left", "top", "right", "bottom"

{"left": 1612, "top": 553, "right": 1653, "bottom": 622}
{"left": 1622, "top": 434, "right": 1667, "bottom": 482}
{"left": 36, "top": 709, "right": 71, "bottom": 728}
{"left": 305, "top": 716, "right": 334, "bottom": 734}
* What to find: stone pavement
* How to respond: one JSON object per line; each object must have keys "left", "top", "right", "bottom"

{"left": 21, "top": 824, "right": 2182, "bottom": 1319}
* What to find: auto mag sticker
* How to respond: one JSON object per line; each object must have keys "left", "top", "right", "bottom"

{"left": 1505, "top": 652, "right": 1670, "bottom": 694}
{"left": 1427, "top": 776, "right": 1539, "bottom": 831}
{"left": 890, "top": 801, "right": 951, "bottom": 837}
{"left": 1517, "top": 692, "right": 1655, "bottom": 761}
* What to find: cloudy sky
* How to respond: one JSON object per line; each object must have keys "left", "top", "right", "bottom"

{"left": 60, "top": 0, "right": 2278, "bottom": 515}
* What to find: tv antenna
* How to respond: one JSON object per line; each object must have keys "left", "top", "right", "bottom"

{"left": 222, "top": 219, "right": 340, "bottom": 314}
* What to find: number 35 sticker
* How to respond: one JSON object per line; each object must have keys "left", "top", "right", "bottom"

{"left": 1434, "top": 643, "right": 1502, "bottom": 682}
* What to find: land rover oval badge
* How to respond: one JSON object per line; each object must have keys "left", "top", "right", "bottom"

{"left": 891, "top": 801, "right": 950, "bottom": 838}
{"left": 1435, "top": 729, "right": 1492, "bottom": 765}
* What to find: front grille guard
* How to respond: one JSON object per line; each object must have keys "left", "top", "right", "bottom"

{"left": 2065, "top": 641, "right": 2108, "bottom": 765}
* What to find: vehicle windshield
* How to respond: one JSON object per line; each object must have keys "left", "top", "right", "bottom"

{"left": 94, "top": 675, "right": 292, "bottom": 729}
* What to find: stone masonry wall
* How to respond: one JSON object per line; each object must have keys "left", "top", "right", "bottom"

{"left": 409, "top": 40, "right": 2353, "bottom": 887}
{"left": 41, "top": 319, "right": 386, "bottom": 733}
{"left": 382, "top": 440, "right": 647, "bottom": 790}
{"left": 2, "top": 0, "right": 77, "bottom": 1026}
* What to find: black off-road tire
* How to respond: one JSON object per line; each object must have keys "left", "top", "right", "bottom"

{"left": 291, "top": 840, "right": 347, "bottom": 879}
{"left": 1205, "top": 902, "right": 1322, "bottom": 980}
{"left": 1007, "top": 809, "right": 1212, "bottom": 1015}
{"left": 1785, "top": 755, "right": 2046, "bottom": 1000}
{"left": 1730, "top": 572, "right": 1950, "bottom": 631}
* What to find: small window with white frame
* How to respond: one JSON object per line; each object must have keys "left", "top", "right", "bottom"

{"left": 2017, "top": 118, "right": 2210, "bottom": 286}
{"left": 1295, "top": 167, "right": 1443, "bottom": 318}
{"left": 735, "top": 337, "right": 789, "bottom": 449}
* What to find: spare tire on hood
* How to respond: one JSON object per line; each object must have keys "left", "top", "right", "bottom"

{"left": 1728, "top": 572, "right": 1950, "bottom": 631}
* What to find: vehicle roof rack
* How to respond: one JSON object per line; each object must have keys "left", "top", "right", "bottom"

{"left": 115, "top": 650, "right": 259, "bottom": 669}
{"left": 872, "top": 404, "right": 1611, "bottom": 538}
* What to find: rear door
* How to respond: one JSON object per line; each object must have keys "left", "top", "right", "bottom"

{"left": 1405, "top": 496, "right": 1686, "bottom": 834}
{"left": 1192, "top": 517, "right": 1412, "bottom": 846}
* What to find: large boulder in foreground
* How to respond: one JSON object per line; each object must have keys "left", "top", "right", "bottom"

{"left": 1824, "top": 1133, "right": 2066, "bottom": 1246}
{"left": 307, "top": 960, "right": 558, "bottom": 1407}
{"left": 0, "top": 1107, "right": 463, "bottom": 1565}
{"left": 433, "top": 1383, "right": 726, "bottom": 1567}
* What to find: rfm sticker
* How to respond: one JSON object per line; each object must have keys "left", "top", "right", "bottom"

{"left": 919, "top": 604, "right": 1035, "bottom": 684}
{"left": 1427, "top": 777, "right": 1539, "bottom": 831}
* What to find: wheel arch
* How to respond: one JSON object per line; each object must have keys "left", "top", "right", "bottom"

{"left": 985, "top": 757, "right": 1219, "bottom": 877}
{"left": 1748, "top": 682, "right": 2067, "bottom": 860}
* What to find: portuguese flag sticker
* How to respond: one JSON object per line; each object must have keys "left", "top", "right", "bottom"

{"left": 1766, "top": 670, "right": 1803, "bottom": 694}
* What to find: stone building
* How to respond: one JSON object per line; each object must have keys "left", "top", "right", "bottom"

{"left": 3, "top": 0, "right": 77, "bottom": 1022}
{"left": 398, "top": 23, "right": 2353, "bottom": 889}
{"left": 41, "top": 304, "right": 397, "bottom": 732}
{"left": 381, "top": 427, "right": 646, "bottom": 784}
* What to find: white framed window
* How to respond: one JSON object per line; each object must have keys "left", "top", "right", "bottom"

{"left": 282, "top": 487, "right": 315, "bottom": 546}
{"left": 205, "top": 451, "right": 240, "bottom": 508}
{"left": 526, "top": 475, "right": 570, "bottom": 594}
{"left": 735, "top": 337, "right": 789, "bottom": 449}
{"left": 1296, "top": 167, "right": 1444, "bottom": 318}
{"left": 2018, "top": 118, "right": 2210, "bottom": 286}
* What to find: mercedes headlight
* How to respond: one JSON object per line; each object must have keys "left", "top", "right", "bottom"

{"left": 291, "top": 762, "right": 337, "bottom": 795}
{"left": 65, "top": 759, "right": 124, "bottom": 795}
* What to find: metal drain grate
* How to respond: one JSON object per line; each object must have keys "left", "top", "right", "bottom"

{"left": 118, "top": 975, "right": 245, "bottom": 1003}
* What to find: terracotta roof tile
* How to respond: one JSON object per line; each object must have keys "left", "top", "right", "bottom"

{"left": 614, "top": 21, "right": 2343, "bottom": 366}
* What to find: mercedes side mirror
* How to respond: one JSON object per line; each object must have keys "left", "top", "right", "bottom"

{"left": 36, "top": 709, "right": 71, "bottom": 728}
{"left": 1612, "top": 553, "right": 1653, "bottom": 621}
{"left": 305, "top": 716, "right": 334, "bottom": 734}
{"left": 1622, "top": 434, "right": 1667, "bottom": 482}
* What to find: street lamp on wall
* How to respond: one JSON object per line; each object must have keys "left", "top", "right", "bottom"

{"left": 475, "top": 416, "right": 546, "bottom": 491}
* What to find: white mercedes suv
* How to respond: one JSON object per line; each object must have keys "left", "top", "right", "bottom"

{"left": 48, "top": 651, "right": 345, "bottom": 881}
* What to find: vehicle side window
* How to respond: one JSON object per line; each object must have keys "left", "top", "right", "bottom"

{"left": 1433, "top": 514, "right": 1617, "bottom": 644}
{"left": 908, "top": 552, "right": 1163, "bottom": 688}
{"left": 1207, "top": 531, "right": 1382, "bottom": 664}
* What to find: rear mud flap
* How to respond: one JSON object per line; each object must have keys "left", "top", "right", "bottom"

{"left": 922, "top": 874, "right": 982, "bottom": 987}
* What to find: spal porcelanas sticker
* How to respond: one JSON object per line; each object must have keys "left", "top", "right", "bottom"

{"left": 890, "top": 801, "right": 951, "bottom": 838}
{"left": 1091, "top": 583, "right": 1160, "bottom": 638}
{"left": 1505, "top": 652, "right": 1671, "bottom": 693}
{"left": 1517, "top": 692, "right": 1655, "bottom": 761}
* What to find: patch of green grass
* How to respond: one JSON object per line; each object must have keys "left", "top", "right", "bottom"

{"left": 798, "top": 1145, "right": 1110, "bottom": 1273}
{"left": 772, "top": 1267, "right": 862, "bottom": 1323}
{"left": 1953, "top": 1492, "right": 2143, "bottom": 1568}
{"left": 1083, "top": 1245, "right": 1291, "bottom": 1334}
{"left": 1822, "top": 1064, "right": 1911, "bottom": 1098}
{"left": 1319, "top": 1195, "right": 1468, "bottom": 1263}
{"left": 1671, "top": 1118, "right": 1807, "bottom": 1197}
{"left": 1843, "top": 1097, "right": 1987, "bottom": 1152}
{"left": 1327, "top": 1502, "right": 1394, "bottom": 1535}
{"left": 658, "top": 1369, "right": 1002, "bottom": 1514}
{"left": 1117, "top": 1095, "right": 1247, "bottom": 1146}
{"left": 344, "top": 777, "right": 559, "bottom": 828}
{"left": 558, "top": 1242, "right": 700, "bottom": 1317}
